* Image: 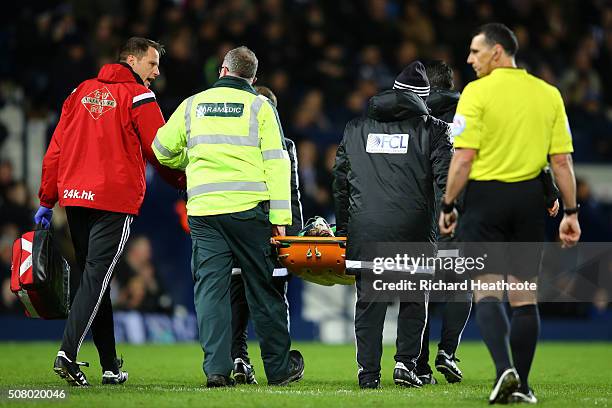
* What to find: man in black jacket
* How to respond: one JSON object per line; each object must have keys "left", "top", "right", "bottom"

{"left": 333, "top": 61, "right": 452, "bottom": 389}
{"left": 230, "top": 86, "right": 304, "bottom": 384}
{"left": 414, "top": 60, "right": 472, "bottom": 385}
{"left": 425, "top": 60, "right": 460, "bottom": 124}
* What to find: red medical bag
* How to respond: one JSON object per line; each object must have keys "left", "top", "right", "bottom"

{"left": 10, "top": 228, "right": 71, "bottom": 319}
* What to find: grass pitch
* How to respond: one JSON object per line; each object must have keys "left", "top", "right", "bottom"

{"left": 0, "top": 341, "right": 610, "bottom": 407}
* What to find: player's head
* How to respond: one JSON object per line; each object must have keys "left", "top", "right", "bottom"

{"left": 255, "top": 86, "right": 278, "bottom": 107}
{"left": 424, "top": 60, "right": 454, "bottom": 90}
{"left": 119, "top": 37, "right": 165, "bottom": 89}
{"left": 220, "top": 46, "right": 258, "bottom": 85}
{"left": 468, "top": 23, "right": 518, "bottom": 78}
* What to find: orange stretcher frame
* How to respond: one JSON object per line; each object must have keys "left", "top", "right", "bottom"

{"left": 274, "top": 236, "right": 354, "bottom": 286}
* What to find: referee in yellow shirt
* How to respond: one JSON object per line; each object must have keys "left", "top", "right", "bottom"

{"left": 439, "top": 23, "right": 581, "bottom": 404}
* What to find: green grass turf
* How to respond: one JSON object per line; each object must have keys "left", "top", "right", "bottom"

{"left": 0, "top": 341, "right": 610, "bottom": 407}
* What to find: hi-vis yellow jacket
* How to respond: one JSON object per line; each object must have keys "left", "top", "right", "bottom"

{"left": 152, "top": 76, "right": 292, "bottom": 225}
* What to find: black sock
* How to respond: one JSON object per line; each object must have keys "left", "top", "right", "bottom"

{"left": 476, "top": 297, "right": 512, "bottom": 378}
{"left": 510, "top": 304, "right": 540, "bottom": 393}
{"left": 101, "top": 356, "right": 119, "bottom": 373}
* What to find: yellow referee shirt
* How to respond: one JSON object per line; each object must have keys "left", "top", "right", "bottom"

{"left": 453, "top": 68, "right": 573, "bottom": 182}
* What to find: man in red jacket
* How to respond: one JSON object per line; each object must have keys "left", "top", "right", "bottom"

{"left": 34, "top": 37, "right": 185, "bottom": 387}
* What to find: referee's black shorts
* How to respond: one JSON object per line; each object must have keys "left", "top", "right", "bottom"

{"left": 457, "top": 178, "right": 546, "bottom": 280}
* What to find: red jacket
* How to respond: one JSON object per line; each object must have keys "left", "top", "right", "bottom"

{"left": 39, "top": 63, "right": 185, "bottom": 215}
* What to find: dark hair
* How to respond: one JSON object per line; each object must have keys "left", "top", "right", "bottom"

{"left": 223, "top": 46, "right": 258, "bottom": 79}
{"left": 477, "top": 23, "right": 518, "bottom": 56}
{"left": 118, "top": 37, "right": 165, "bottom": 62}
{"left": 424, "top": 60, "right": 453, "bottom": 90}
{"left": 255, "top": 86, "right": 278, "bottom": 107}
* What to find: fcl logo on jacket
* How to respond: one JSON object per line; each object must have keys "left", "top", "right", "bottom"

{"left": 366, "top": 133, "right": 409, "bottom": 154}
{"left": 81, "top": 86, "right": 117, "bottom": 120}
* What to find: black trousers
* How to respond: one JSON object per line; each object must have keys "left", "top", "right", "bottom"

{"left": 415, "top": 293, "right": 473, "bottom": 375}
{"left": 416, "top": 244, "right": 473, "bottom": 375}
{"left": 61, "top": 207, "right": 133, "bottom": 371}
{"left": 230, "top": 273, "right": 289, "bottom": 363}
{"left": 355, "top": 272, "right": 428, "bottom": 383}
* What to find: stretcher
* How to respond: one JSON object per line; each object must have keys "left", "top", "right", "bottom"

{"left": 274, "top": 236, "right": 354, "bottom": 286}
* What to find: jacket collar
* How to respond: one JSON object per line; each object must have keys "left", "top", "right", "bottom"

{"left": 426, "top": 88, "right": 460, "bottom": 117}
{"left": 120, "top": 62, "right": 145, "bottom": 85}
{"left": 97, "top": 62, "right": 145, "bottom": 86}
{"left": 213, "top": 75, "right": 257, "bottom": 95}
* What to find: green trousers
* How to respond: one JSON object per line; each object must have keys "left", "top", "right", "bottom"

{"left": 189, "top": 203, "right": 291, "bottom": 383}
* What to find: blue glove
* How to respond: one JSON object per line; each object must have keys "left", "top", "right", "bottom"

{"left": 34, "top": 206, "right": 53, "bottom": 229}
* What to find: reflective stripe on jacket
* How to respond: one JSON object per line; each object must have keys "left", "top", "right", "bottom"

{"left": 153, "top": 76, "right": 292, "bottom": 225}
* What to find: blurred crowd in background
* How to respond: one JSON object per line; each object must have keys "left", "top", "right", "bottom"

{"left": 1, "top": 0, "right": 611, "bottom": 317}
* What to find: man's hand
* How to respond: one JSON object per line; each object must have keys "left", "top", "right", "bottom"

{"left": 34, "top": 206, "right": 53, "bottom": 229}
{"left": 559, "top": 214, "right": 581, "bottom": 248}
{"left": 438, "top": 209, "right": 458, "bottom": 236}
{"left": 547, "top": 199, "right": 559, "bottom": 217}
{"left": 271, "top": 225, "right": 286, "bottom": 246}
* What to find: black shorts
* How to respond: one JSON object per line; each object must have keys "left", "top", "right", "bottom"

{"left": 458, "top": 178, "right": 546, "bottom": 280}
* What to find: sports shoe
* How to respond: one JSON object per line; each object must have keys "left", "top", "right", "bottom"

{"left": 511, "top": 389, "right": 538, "bottom": 404}
{"left": 393, "top": 362, "right": 423, "bottom": 388}
{"left": 102, "top": 357, "right": 128, "bottom": 385}
{"left": 418, "top": 373, "right": 437, "bottom": 385}
{"left": 359, "top": 378, "right": 381, "bottom": 389}
{"left": 268, "top": 350, "right": 304, "bottom": 386}
{"left": 234, "top": 358, "right": 258, "bottom": 384}
{"left": 489, "top": 368, "right": 520, "bottom": 404}
{"left": 435, "top": 350, "right": 463, "bottom": 383}
{"left": 207, "top": 374, "right": 236, "bottom": 388}
{"left": 53, "top": 351, "right": 90, "bottom": 387}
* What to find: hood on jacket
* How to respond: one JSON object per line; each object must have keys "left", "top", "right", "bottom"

{"left": 367, "top": 89, "right": 429, "bottom": 122}
{"left": 426, "top": 88, "right": 460, "bottom": 118}
{"left": 97, "top": 63, "right": 144, "bottom": 85}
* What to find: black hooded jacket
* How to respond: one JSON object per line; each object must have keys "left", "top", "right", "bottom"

{"left": 285, "top": 137, "right": 304, "bottom": 236}
{"left": 426, "top": 88, "right": 460, "bottom": 123}
{"left": 333, "top": 90, "right": 452, "bottom": 261}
